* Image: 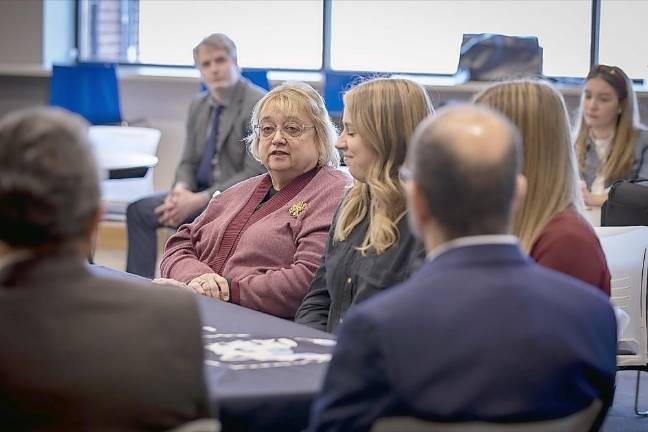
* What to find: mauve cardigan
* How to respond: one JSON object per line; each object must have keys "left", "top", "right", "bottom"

{"left": 160, "top": 166, "right": 351, "bottom": 318}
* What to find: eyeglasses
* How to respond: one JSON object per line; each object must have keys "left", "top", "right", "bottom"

{"left": 398, "top": 166, "right": 414, "bottom": 183}
{"left": 254, "top": 123, "right": 315, "bottom": 139}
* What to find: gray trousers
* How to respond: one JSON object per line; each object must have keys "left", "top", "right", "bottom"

{"left": 126, "top": 192, "right": 205, "bottom": 278}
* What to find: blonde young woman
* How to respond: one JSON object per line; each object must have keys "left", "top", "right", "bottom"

{"left": 474, "top": 80, "right": 610, "bottom": 295}
{"left": 296, "top": 78, "right": 433, "bottom": 332}
{"left": 575, "top": 64, "right": 648, "bottom": 207}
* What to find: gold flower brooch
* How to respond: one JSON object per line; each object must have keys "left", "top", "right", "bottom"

{"left": 289, "top": 201, "right": 308, "bottom": 217}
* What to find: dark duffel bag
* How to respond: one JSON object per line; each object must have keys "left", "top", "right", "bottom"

{"left": 601, "top": 179, "right": 648, "bottom": 226}
{"left": 457, "top": 33, "right": 543, "bottom": 81}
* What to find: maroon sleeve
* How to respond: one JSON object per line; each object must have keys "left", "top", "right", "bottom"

{"left": 530, "top": 213, "right": 611, "bottom": 296}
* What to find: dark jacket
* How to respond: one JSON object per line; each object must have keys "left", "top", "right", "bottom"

{"left": 308, "top": 243, "right": 617, "bottom": 432}
{"left": 0, "top": 252, "right": 209, "bottom": 431}
{"left": 582, "top": 128, "right": 648, "bottom": 189}
{"left": 295, "top": 211, "right": 425, "bottom": 333}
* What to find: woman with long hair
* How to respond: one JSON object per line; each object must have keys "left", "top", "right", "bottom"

{"left": 574, "top": 64, "right": 648, "bottom": 207}
{"left": 296, "top": 77, "right": 433, "bottom": 332}
{"left": 474, "top": 80, "right": 610, "bottom": 295}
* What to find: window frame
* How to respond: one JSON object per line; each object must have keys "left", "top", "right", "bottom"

{"left": 75, "top": 0, "right": 644, "bottom": 82}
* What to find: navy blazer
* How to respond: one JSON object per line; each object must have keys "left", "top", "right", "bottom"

{"left": 308, "top": 243, "right": 617, "bottom": 432}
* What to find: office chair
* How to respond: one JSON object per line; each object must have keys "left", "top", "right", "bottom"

{"left": 241, "top": 69, "right": 270, "bottom": 90}
{"left": 49, "top": 63, "right": 123, "bottom": 125}
{"left": 90, "top": 125, "right": 161, "bottom": 221}
{"left": 595, "top": 225, "right": 648, "bottom": 416}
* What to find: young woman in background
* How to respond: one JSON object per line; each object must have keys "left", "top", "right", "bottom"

{"left": 575, "top": 64, "right": 648, "bottom": 206}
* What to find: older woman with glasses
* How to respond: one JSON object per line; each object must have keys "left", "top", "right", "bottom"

{"left": 575, "top": 64, "right": 648, "bottom": 207}
{"left": 156, "top": 82, "right": 351, "bottom": 318}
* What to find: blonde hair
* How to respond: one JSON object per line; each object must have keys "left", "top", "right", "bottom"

{"left": 334, "top": 78, "right": 434, "bottom": 254}
{"left": 574, "top": 65, "right": 642, "bottom": 185}
{"left": 474, "top": 80, "right": 584, "bottom": 252}
{"left": 246, "top": 82, "right": 339, "bottom": 167}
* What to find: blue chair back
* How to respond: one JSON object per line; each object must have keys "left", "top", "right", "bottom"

{"left": 241, "top": 69, "right": 270, "bottom": 90}
{"left": 323, "top": 71, "right": 372, "bottom": 115}
{"left": 50, "top": 63, "right": 122, "bottom": 125}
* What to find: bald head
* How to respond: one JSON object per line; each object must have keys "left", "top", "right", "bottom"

{"left": 408, "top": 104, "right": 523, "bottom": 240}
{"left": 425, "top": 105, "right": 516, "bottom": 165}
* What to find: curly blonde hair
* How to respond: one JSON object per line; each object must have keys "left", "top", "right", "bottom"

{"left": 334, "top": 78, "right": 434, "bottom": 254}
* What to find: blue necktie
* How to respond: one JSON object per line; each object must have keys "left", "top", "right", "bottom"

{"left": 196, "top": 105, "right": 224, "bottom": 190}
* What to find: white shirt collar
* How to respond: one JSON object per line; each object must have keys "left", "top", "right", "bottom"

{"left": 426, "top": 234, "right": 519, "bottom": 263}
{"left": 592, "top": 134, "right": 613, "bottom": 163}
{"left": 589, "top": 133, "right": 615, "bottom": 194}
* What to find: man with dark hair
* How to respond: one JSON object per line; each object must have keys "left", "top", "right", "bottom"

{"left": 0, "top": 108, "right": 209, "bottom": 429}
{"left": 308, "top": 105, "right": 617, "bottom": 431}
{"left": 126, "top": 33, "right": 266, "bottom": 278}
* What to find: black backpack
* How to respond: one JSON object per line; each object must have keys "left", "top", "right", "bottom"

{"left": 601, "top": 179, "right": 648, "bottom": 226}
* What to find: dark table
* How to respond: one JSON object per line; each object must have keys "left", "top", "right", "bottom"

{"left": 89, "top": 266, "right": 333, "bottom": 432}
{"left": 196, "top": 296, "right": 334, "bottom": 432}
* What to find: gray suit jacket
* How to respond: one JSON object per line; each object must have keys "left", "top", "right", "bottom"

{"left": 0, "top": 252, "right": 210, "bottom": 431}
{"left": 174, "top": 77, "right": 267, "bottom": 196}
{"left": 296, "top": 211, "right": 425, "bottom": 333}
{"left": 582, "top": 128, "right": 648, "bottom": 188}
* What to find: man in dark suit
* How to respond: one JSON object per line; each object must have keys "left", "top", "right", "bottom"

{"left": 307, "top": 105, "right": 617, "bottom": 431}
{"left": 126, "top": 33, "right": 267, "bottom": 278}
{"left": 0, "top": 108, "right": 210, "bottom": 430}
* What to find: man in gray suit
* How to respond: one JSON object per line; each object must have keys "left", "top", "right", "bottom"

{"left": 127, "top": 33, "right": 267, "bottom": 278}
{"left": 0, "top": 108, "right": 210, "bottom": 430}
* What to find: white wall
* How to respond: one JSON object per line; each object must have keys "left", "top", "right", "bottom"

{"left": 0, "top": 0, "right": 43, "bottom": 65}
